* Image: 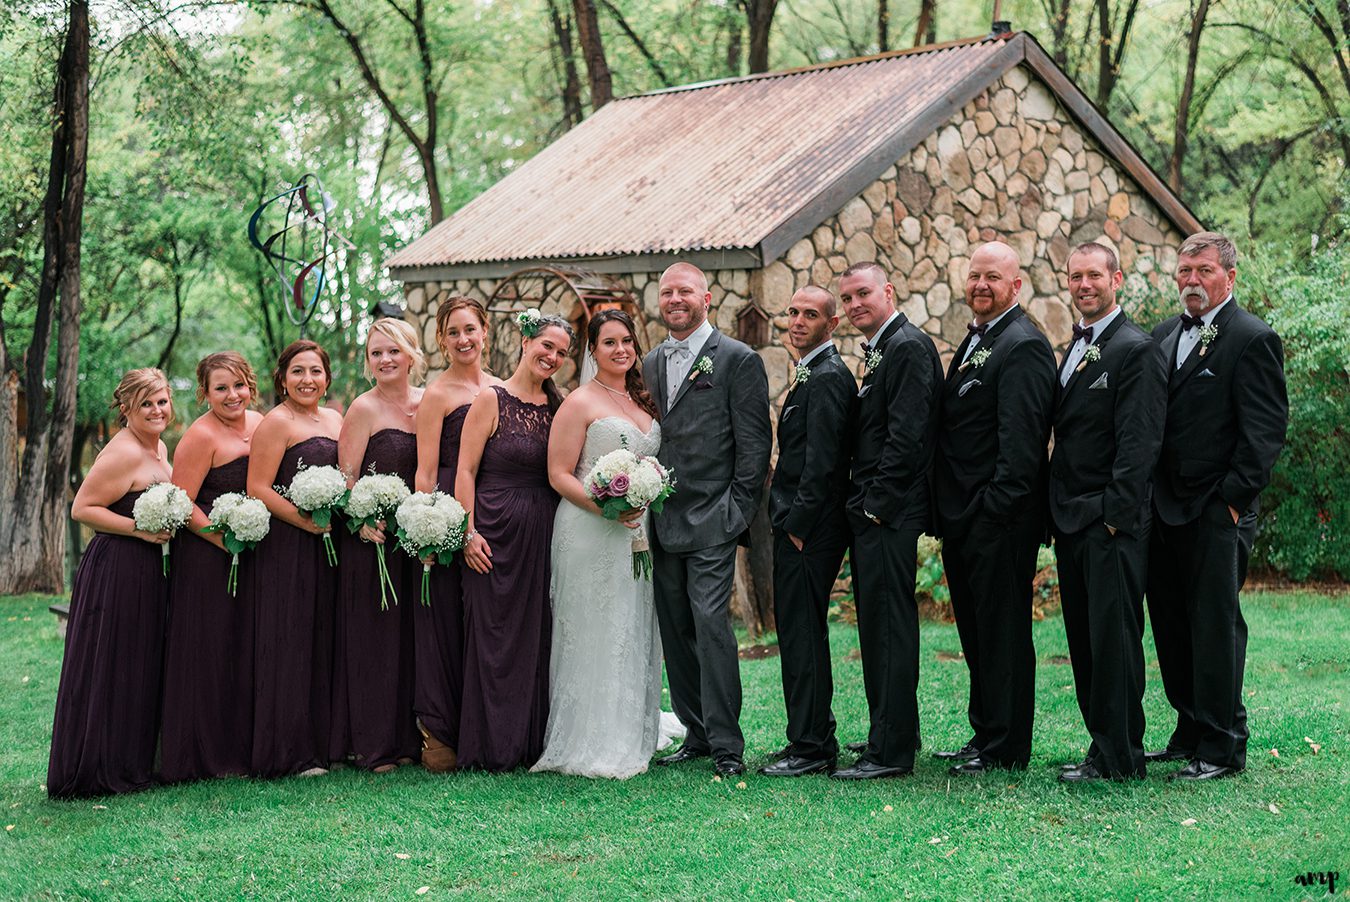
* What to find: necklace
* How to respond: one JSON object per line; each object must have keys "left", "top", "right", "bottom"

{"left": 595, "top": 379, "right": 632, "bottom": 404}
{"left": 284, "top": 399, "right": 321, "bottom": 423}
{"left": 211, "top": 409, "right": 252, "bottom": 443}
{"left": 375, "top": 384, "right": 417, "bottom": 418}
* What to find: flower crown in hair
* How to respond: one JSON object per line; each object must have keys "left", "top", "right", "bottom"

{"left": 516, "top": 308, "right": 543, "bottom": 337}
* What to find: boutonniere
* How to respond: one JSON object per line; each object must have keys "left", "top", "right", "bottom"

{"left": 793, "top": 363, "right": 811, "bottom": 385}
{"left": 1075, "top": 344, "right": 1101, "bottom": 373}
{"left": 864, "top": 348, "right": 882, "bottom": 375}
{"left": 689, "top": 355, "right": 713, "bottom": 381}
{"left": 1198, "top": 324, "right": 1219, "bottom": 356}
{"left": 961, "top": 348, "right": 992, "bottom": 372}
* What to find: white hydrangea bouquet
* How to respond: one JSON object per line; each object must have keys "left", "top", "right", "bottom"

{"left": 202, "top": 493, "right": 271, "bottom": 596}
{"left": 343, "top": 472, "right": 412, "bottom": 609}
{"left": 278, "top": 462, "right": 348, "bottom": 567}
{"left": 394, "top": 491, "right": 469, "bottom": 606}
{"left": 584, "top": 448, "right": 676, "bottom": 580}
{"left": 132, "top": 482, "right": 194, "bottom": 576}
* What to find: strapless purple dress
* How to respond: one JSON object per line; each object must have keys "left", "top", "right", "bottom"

{"left": 458, "top": 387, "right": 559, "bottom": 771}
{"left": 331, "top": 428, "right": 420, "bottom": 770}
{"left": 251, "top": 435, "right": 337, "bottom": 777}
{"left": 413, "top": 405, "right": 469, "bottom": 751}
{"left": 161, "top": 456, "right": 254, "bottom": 782}
{"left": 48, "top": 490, "right": 167, "bottom": 798}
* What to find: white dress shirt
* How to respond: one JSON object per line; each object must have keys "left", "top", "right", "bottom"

{"left": 663, "top": 318, "right": 714, "bottom": 408}
{"left": 960, "top": 303, "right": 1018, "bottom": 365}
{"left": 1175, "top": 295, "right": 1230, "bottom": 369}
{"left": 797, "top": 339, "right": 835, "bottom": 368}
{"left": 863, "top": 311, "right": 901, "bottom": 353}
{"left": 1060, "top": 305, "right": 1123, "bottom": 386}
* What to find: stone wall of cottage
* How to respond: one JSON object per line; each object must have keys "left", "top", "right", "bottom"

{"left": 400, "top": 65, "right": 1186, "bottom": 402}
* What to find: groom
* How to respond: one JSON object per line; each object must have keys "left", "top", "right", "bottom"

{"left": 644, "top": 262, "right": 771, "bottom": 777}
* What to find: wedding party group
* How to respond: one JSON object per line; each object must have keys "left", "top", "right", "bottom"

{"left": 46, "top": 227, "right": 1286, "bottom": 799}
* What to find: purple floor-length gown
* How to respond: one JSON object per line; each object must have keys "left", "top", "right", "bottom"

{"left": 160, "top": 457, "right": 254, "bottom": 783}
{"left": 414, "top": 404, "right": 469, "bottom": 751}
{"left": 251, "top": 436, "right": 337, "bottom": 777}
{"left": 48, "top": 491, "right": 166, "bottom": 798}
{"left": 331, "top": 428, "right": 420, "bottom": 770}
{"left": 458, "top": 387, "right": 559, "bottom": 771}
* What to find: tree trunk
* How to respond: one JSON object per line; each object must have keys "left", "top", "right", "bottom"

{"left": 730, "top": 493, "right": 775, "bottom": 639}
{"left": 878, "top": 0, "right": 889, "bottom": 51}
{"left": 1049, "top": 0, "right": 1071, "bottom": 68}
{"left": 742, "top": 0, "right": 779, "bottom": 73}
{"left": 1168, "top": 0, "right": 1211, "bottom": 192}
{"left": 0, "top": 0, "right": 88, "bottom": 596}
{"left": 914, "top": 0, "right": 936, "bottom": 46}
{"left": 547, "top": 0, "right": 584, "bottom": 128}
{"left": 572, "top": 0, "right": 613, "bottom": 110}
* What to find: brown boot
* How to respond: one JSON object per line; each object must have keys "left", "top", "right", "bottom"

{"left": 418, "top": 720, "right": 457, "bottom": 773}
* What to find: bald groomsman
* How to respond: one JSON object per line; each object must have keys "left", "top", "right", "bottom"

{"left": 760, "top": 287, "right": 855, "bottom": 777}
{"left": 1050, "top": 242, "right": 1166, "bottom": 783}
{"left": 830, "top": 262, "right": 942, "bottom": 781}
{"left": 933, "top": 241, "right": 1056, "bottom": 775}
{"left": 1146, "top": 231, "right": 1287, "bottom": 781}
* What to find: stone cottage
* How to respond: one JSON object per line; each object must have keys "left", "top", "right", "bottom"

{"left": 385, "top": 30, "right": 1201, "bottom": 402}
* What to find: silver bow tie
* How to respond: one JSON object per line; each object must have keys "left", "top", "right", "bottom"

{"left": 664, "top": 339, "right": 691, "bottom": 358}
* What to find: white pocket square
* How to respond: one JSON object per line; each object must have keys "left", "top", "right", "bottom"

{"left": 1089, "top": 373, "right": 1109, "bottom": 390}
{"left": 1197, "top": 368, "right": 1217, "bottom": 378}
{"left": 958, "top": 379, "right": 981, "bottom": 398}
{"left": 858, "top": 384, "right": 873, "bottom": 398}
{"left": 781, "top": 405, "right": 799, "bottom": 421}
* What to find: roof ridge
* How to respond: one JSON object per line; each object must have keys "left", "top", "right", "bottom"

{"left": 623, "top": 32, "right": 1015, "bottom": 101}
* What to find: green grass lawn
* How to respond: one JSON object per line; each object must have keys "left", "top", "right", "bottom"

{"left": 1, "top": 591, "right": 1345, "bottom": 900}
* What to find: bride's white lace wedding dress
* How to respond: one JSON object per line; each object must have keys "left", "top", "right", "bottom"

{"left": 531, "top": 416, "right": 683, "bottom": 778}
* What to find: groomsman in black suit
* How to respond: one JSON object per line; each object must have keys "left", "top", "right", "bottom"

{"left": 760, "top": 286, "right": 856, "bottom": 778}
{"left": 933, "top": 241, "right": 1056, "bottom": 775}
{"left": 1050, "top": 242, "right": 1166, "bottom": 783}
{"left": 829, "top": 262, "right": 942, "bottom": 781}
{"left": 1146, "top": 231, "right": 1287, "bottom": 781}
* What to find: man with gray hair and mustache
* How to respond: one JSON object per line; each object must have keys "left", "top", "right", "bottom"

{"left": 1145, "top": 231, "right": 1287, "bottom": 781}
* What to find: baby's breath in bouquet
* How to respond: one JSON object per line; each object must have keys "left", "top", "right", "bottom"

{"left": 132, "top": 482, "right": 193, "bottom": 576}
{"left": 394, "top": 492, "right": 469, "bottom": 605}
{"left": 278, "top": 462, "right": 348, "bottom": 566}
{"left": 202, "top": 493, "right": 272, "bottom": 596}
{"left": 344, "top": 472, "right": 412, "bottom": 609}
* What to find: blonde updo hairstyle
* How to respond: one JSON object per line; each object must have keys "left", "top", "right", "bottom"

{"left": 110, "top": 367, "right": 172, "bottom": 428}
{"left": 364, "top": 316, "right": 427, "bottom": 385}
{"left": 195, "top": 351, "right": 259, "bottom": 404}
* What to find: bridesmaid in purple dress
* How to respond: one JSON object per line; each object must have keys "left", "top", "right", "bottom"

{"left": 332, "top": 318, "right": 425, "bottom": 772}
{"left": 247, "top": 340, "right": 344, "bottom": 778}
{"left": 456, "top": 312, "right": 574, "bottom": 771}
{"left": 161, "top": 352, "right": 264, "bottom": 783}
{"left": 413, "top": 297, "right": 500, "bottom": 772}
{"left": 48, "top": 368, "right": 175, "bottom": 798}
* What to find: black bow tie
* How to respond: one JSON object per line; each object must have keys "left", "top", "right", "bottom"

{"left": 861, "top": 341, "right": 873, "bottom": 355}
{"left": 1180, "top": 313, "right": 1205, "bottom": 331}
{"left": 967, "top": 322, "right": 989, "bottom": 338}
{"left": 1072, "top": 323, "right": 1094, "bottom": 343}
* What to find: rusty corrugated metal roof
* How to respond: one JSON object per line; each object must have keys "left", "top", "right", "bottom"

{"left": 385, "top": 32, "right": 1199, "bottom": 272}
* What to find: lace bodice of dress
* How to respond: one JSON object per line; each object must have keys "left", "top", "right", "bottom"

{"left": 574, "top": 416, "right": 662, "bottom": 479}
{"left": 479, "top": 386, "right": 553, "bottom": 488}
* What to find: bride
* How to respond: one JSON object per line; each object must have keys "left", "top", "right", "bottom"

{"left": 533, "top": 309, "right": 681, "bottom": 778}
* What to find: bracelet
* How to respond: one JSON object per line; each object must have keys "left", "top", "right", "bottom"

{"left": 466, "top": 530, "right": 478, "bottom": 543}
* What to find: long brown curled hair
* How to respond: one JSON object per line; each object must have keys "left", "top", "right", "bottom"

{"left": 588, "top": 309, "right": 659, "bottom": 420}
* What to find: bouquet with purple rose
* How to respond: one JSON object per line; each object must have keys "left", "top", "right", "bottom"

{"left": 584, "top": 448, "right": 675, "bottom": 580}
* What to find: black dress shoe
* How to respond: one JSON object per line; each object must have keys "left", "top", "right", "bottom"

{"left": 714, "top": 756, "right": 745, "bottom": 777}
{"left": 772, "top": 745, "right": 795, "bottom": 760}
{"left": 845, "top": 741, "right": 868, "bottom": 754}
{"left": 934, "top": 743, "right": 979, "bottom": 761}
{"left": 759, "top": 755, "right": 836, "bottom": 777}
{"left": 829, "top": 760, "right": 912, "bottom": 780}
{"left": 655, "top": 744, "right": 710, "bottom": 766}
{"left": 1169, "top": 759, "right": 1242, "bottom": 781}
{"left": 1144, "top": 747, "right": 1192, "bottom": 763}
{"left": 948, "top": 756, "right": 1023, "bottom": 776}
{"left": 1059, "top": 758, "right": 1092, "bottom": 772}
{"left": 1059, "top": 762, "right": 1106, "bottom": 783}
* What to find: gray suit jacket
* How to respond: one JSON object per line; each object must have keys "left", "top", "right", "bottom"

{"left": 643, "top": 328, "right": 771, "bottom": 553}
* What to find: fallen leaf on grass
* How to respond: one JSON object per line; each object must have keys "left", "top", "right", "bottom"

{"left": 415, "top": 887, "right": 430, "bottom": 896}
{"left": 711, "top": 775, "right": 722, "bottom": 783}
{"left": 928, "top": 836, "right": 944, "bottom": 845}
{"left": 883, "top": 805, "right": 893, "bottom": 812}
{"left": 735, "top": 782, "right": 747, "bottom": 790}
{"left": 1270, "top": 748, "right": 1279, "bottom": 758}
{"left": 1303, "top": 737, "right": 1321, "bottom": 754}
{"left": 21, "top": 676, "right": 29, "bottom": 683}
{"left": 91, "top": 805, "right": 107, "bottom": 810}
{"left": 1267, "top": 803, "right": 1280, "bottom": 815}
{"left": 1181, "top": 818, "right": 1197, "bottom": 826}
{"left": 395, "top": 853, "right": 410, "bottom": 860}
{"left": 944, "top": 847, "right": 958, "bottom": 858}
{"left": 5, "top": 825, "right": 13, "bottom": 831}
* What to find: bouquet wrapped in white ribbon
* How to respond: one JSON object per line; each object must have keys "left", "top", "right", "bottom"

{"left": 202, "top": 493, "right": 271, "bottom": 596}
{"left": 132, "top": 482, "right": 193, "bottom": 576}
{"left": 584, "top": 449, "right": 676, "bottom": 580}
{"left": 394, "top": 491, "right": 469, "bottom": 606}
{"left": 278, "top": 462, "right": 348, "bottom": 567}
{"left": 344, "top": 472, "right": 412, "bottom": 609}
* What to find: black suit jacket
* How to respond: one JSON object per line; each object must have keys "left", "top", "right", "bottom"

{"left": 847, "top": 313, "right": 943, "bottom": 530}
{"left": 770, "top": 345, "right": 856, "bottom": 539}
{"left": 1049, "top": 312, "right": 1166, "bottom": 536}
{"left": 933, "top": 304, "right": 1056, "bottom": 538}
{"left": 1151, "top": 299, "right": 1288, "bottom": 526}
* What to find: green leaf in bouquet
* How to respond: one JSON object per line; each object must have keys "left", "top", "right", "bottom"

{"left": 599, "top": 497, "right": 631, "bottom": 520}
{"left": 223, "top": 534, "right": 247, "bottom": 555}
{"left": 310, "top": 507, "right": 333, "bottom": 529}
